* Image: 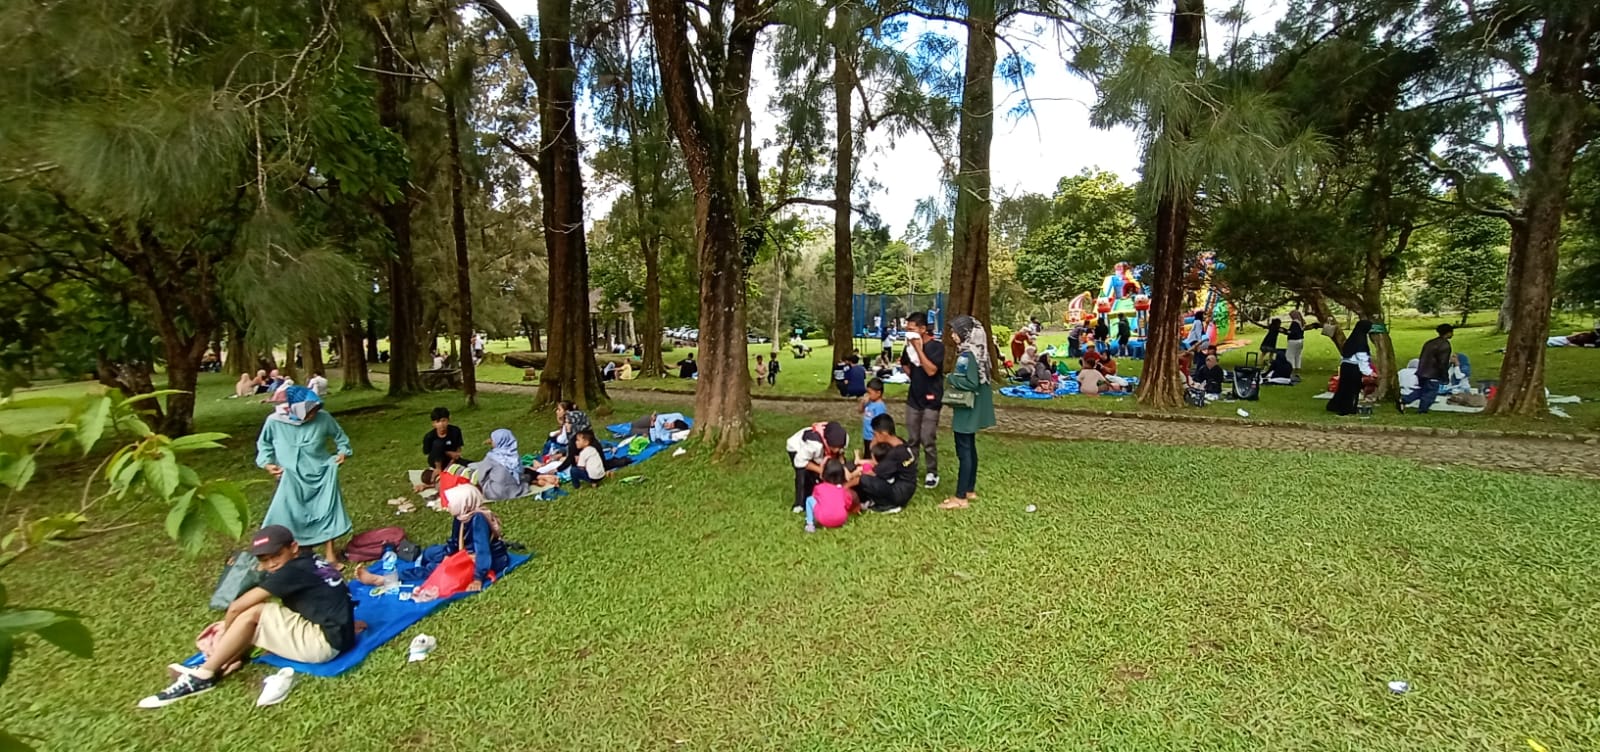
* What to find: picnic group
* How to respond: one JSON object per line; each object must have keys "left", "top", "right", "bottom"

{"left": 137, "top": 377, "right": 691, "bottom": 709}
{"left": 138, "top": 313, "right": 1003, "bottom": 709}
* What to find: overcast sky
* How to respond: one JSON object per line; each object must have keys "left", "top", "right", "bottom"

{"left": 495, "top": 0, "right": 1285, "bottom": 235}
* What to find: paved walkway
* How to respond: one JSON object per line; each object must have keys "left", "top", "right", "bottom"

{"left": 397, "top": 376, "right": 1600, "bottom": 482}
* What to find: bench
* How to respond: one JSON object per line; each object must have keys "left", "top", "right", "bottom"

{"left": 420, "top": 368, "right": 462, "bottom": 391}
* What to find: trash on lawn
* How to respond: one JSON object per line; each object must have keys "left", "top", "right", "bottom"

{"left": 1236, "top": 408, "right": 1250, "bottom": 418}
{"left": 1024, "top": 504, "right": 1037, "bottom": 513}
{"left": 1386, "top": 680, "right": 1409, "bottom": 694}
{"left": 408, "top": 634, "right": 438, "bottom": 663}
{"left": 672, "top": 447, "right": 687, "bottom": 457}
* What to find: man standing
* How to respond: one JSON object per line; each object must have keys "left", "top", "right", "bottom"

{"left": 900, "top": 312, "right": 944, "bottom": 489}
{"left": 1400, "top": 323, "right": 1454, "bottom": 414}
{"left": 1115, "top": 314, "right": 1132, "bottom": 357}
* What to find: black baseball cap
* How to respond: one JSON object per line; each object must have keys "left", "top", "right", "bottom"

{"left": 248, "top": 525, "right": 295, "bottom": 556}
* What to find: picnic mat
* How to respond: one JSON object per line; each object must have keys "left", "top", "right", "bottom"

{"left": 1311, "top": 391, "right": 1578, "bottom": 416}
{"left": 183, "top": 552, "right": 532, "bottom": 678}
{"left": 605, "top": 417, "right": 695, "bottom": 465}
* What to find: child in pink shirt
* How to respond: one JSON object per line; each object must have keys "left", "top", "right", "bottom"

{"left": 805, "top": 459, "right": 859, "bottom": 532}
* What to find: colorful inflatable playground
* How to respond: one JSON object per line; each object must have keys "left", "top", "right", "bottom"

{"left": 1062, "top": 255, "right": 1237, "bottom": 355}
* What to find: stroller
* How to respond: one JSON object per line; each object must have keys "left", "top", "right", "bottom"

{"left": 1231, "top": 352, "right": 1262, "bottom": 401}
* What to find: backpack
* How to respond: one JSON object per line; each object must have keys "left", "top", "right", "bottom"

{"left": 1185, "top": 386, "right": 1209, "bottom": 408}
{"left": 344, "top": 526, "right": 410, "bottom": 563}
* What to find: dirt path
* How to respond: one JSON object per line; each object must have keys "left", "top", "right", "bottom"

{"left": 395, "top": 377, "right": 1600, "bottom": 482}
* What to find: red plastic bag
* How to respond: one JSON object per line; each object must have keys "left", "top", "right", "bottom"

{"left": 418, "top": 550, "right": 476, "bottom": 599}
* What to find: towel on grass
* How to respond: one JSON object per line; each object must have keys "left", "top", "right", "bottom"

{"left": 183, "top": 553, "right": 532, "bottom": 677}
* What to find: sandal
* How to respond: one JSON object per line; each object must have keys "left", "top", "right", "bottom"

{"left": 938, "top": 497, "right": 970, "bottom": 510}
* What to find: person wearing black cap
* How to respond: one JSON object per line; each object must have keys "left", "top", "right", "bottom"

{"left": 138, "top": 525, "right": 356, "bottom": 709}
{"left": 1399, "top": 323, "right": 1454, "bottom": 414}
{"left": 784, "top": 421, "right": 848, "bottom": 514}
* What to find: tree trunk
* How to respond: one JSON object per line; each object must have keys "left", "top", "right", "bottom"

{"left": 445, "top": 95, "right": 478, "bottom": 407}
{"left": 1489, "top": 7, "right": 1595, "bottom": 416}
{"left": 1137, "top": 0, "right": 1205, "bottom": 410}
{"left": 830, "top": 36, "right": 856, "bottom": 363}
{"left": 340, "top": 319, "right": 371, "bottom": 390}
{"left": 281, "top": 340, "right": 299, "bottom": 381}
{"left": 944, "top": 0, "right": 998, "bottom": 366}
{"left": 521, "top": 0, "right": 604, "bottom": 409}
{"left": 155, "top": 327, "right": 210, "bottom": 436}
{"left": 303, "top": 334, "right": 324, "bottom": 376}
{"left": 1496, "top": 231, "right": 1518, "bottom": 333}
{"left": 646, "top": 0, "right": 759, "bottom": 453}
{"left": 95, "top": 356, "right": 159, "bottom": 414}
{"left": 641, "top": 239, "right": 665, "bottom": 376}
{"left": 769, "top": 250, "right": 785, "bottom": 354}
{"left": 364, "top": 317, "right": 380, "bottom": 362}
{"left": 373, "top": 9, "right": 424, "bottom": 396}
{"left": 225, "top": 322, "right": 250, "bottom": 376}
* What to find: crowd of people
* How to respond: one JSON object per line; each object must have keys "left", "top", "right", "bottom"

{"left": 787, "top": 312, "right": 997, "bottom": 532}
{"left": 140, "top": 383, "right": 695, "bottom": 709}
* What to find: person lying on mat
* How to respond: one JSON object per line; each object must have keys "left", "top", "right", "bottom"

{"left": 139, "top": 525, "right": 357, "bottom": 709}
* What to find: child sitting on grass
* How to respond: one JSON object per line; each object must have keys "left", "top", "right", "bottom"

{"left": 805, "top": 458, "right": 860, "bottom": 533}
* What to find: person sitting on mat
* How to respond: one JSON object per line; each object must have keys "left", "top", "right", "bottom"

{"left": 570, "top": 430, "right": 607, "bottom": 488}
{"left": 139, "top": 525, "right": 357, "bottom": 709}
{"left": 425, "top": 483, "right": 509, "bottom": 587}
{"left": 1190, "top": 354, "right": 1225, "bottom": 400}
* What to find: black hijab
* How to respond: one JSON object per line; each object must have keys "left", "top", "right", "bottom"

{"left": 1341, "top": 321, "right": 1372, "bottom": 358}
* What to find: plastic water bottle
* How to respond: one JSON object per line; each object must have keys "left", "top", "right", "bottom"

{"left": 380, "top": 545, "right": 398, "bottom": 574}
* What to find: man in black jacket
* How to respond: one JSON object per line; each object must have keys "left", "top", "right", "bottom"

{"left": 1400, "top": 324, "right": 1453, "bottom": 414}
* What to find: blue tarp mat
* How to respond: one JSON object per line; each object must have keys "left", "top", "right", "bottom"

{"left": 604, "top": 417, "right": 693, "bottom": 466}
{"left": 183, "top": 553, "right": 532, "bottom": 678}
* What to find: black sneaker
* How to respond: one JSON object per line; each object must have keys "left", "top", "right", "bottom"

{"left": 1394, "top": 396, "right": 1405, "bottom": 414}
{"left": 923, "top": 474, "right": 939, "bottom": 489}
{"left": 138, "top": 673, "right": 217, "bottom": 709}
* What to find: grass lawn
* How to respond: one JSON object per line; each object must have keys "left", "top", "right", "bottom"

{"left": 471, "top": 313, "right": 1599, "bottom": 435}
{"left": 3, "top": 376, "right": 1599, "bottom": 750}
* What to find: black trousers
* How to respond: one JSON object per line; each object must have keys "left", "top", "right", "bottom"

{"left": 788, "top": 451, "right": 817, "bottom": 509}
{"left": 858, "top": 474, "right": 915, "bottom": 510}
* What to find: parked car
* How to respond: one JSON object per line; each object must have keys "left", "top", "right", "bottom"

{"left": 746, "top": 331, "right": 770, "bottom": 344}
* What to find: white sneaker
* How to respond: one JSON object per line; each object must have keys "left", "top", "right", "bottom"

{"left": 924, "top": 474, "right": 939, "bottom": 489}
{"left": 256, "top": 667, "right": 295, "bottom": 707}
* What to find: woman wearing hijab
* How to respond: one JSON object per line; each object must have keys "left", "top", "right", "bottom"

{"left": 1326, "top": 320, "right": 1375, "bottom": 416}
{"left": 941, "top": 315, "right": 997, "bottom": 510}
{"left": 473, "top": 428, "right": 530, "bottom": 500}
{"left": 436, "top": 483, "right": 509, "bottom": 589}
{"left": 255, "top": 386, "right": 352, "bottom": 564}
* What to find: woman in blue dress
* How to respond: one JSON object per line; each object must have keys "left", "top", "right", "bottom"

{"left": 256, "top": 386, "right": 352, "bottom": 564}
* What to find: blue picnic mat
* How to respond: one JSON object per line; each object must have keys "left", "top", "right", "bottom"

{"left": 183, "top": 553, "right": 532, "bottom": 678}
{"left": 604, "top": 417, "right": 694, "bottom": 466}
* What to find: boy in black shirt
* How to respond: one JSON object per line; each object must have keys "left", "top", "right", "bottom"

{"left": 140, "top": 525, "right": 356, "bottom": 708}
{"left": 423, "top": 406, "right": 466, "bottom": 471}
{"left": 856, "top": 414, "right": 918, "bottom": 513}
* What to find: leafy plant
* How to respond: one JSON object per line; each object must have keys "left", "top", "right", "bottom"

{"left": 0, "top": 389, "right": 246, "bottom": 750}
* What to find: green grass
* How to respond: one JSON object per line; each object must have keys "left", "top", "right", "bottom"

{"left": 2, "top": 375, "right": 1599, "bottom": 750}
{"left": 475, "top": 313, "right": 1598, "bottom": 435}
